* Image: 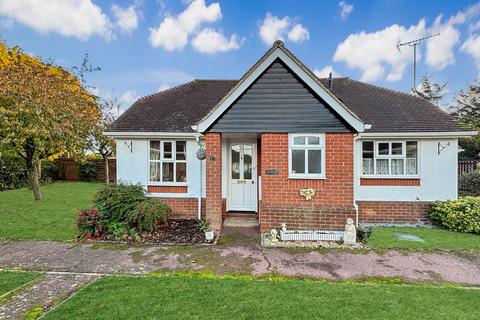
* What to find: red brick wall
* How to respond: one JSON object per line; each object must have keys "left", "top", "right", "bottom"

{"left": 259, "top": 133, "right": 356, "bottom": 232}
{"left": 357, "top": 201, "right": 431, "bottom": 224}
{"left": 155, "top": 197, "right": 205, "bottom": 219}
{"left": 360, "top": 178, "right": 421, "bottom": 186}
{"left": 205, "top": 133, "right": 223, "bottom": 231}
{"left": 147, "top": 186, "right": 188, "bottom": 193}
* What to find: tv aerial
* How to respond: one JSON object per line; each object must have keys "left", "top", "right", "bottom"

{"left": 396, "top": 33, "right": 440, "bottom": 91}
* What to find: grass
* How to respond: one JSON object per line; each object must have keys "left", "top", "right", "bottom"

{"left": 0, "top": 182, "right": 101, "bottom": 241}
{"left": 367, "top": 226, "right": 480, "bottom": 251}
{"left": 44, "top": 274, "right": 480, "bottom": 320}
{"left": 0, "top": 270, "right": 41, "bottom": 297}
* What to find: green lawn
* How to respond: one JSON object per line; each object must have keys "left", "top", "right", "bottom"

{"left": 0, "top": 182, "right": 101, "bottom": 241}
{"left": 367, "top": 226, "right": 480, "bottom": 251}
{"left": 44, "top": 275, "right": 480, "bottom": 320}
{"left": 0, "top": 270, "right": 41, "bottom": 297}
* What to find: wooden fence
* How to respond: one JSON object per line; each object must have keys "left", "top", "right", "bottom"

{"left": 54, "top": 157, "right": 116, "bottom": 182}
{"left": 458, "top": 160, "right": 478, "bottom": 175}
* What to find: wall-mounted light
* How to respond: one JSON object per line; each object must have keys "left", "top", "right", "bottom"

{"left": 124, "top": 140, "right": 133, "bottom": 153}
{"left": 438, "top": 141, "right": 450, "bottom": 155}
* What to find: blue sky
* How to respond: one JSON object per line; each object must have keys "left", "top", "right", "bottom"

{"left": 1, "top": 0, "right": 480, "bottom": 113}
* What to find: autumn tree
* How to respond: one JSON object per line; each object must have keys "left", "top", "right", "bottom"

{"left": 0, "top": 42, "right": 100, "bottom": 200}
{"left": 453, "top": 79, "right": 480, "bottom": 160}
{"left": 89, "top": 97, "right": 118, "bottom": 184}
{"left": 413, "top": 74, "right": 447, "bottom": 106}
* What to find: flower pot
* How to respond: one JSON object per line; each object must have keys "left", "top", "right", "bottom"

{"left": 205, "top": 230, "right": 214, "bottom": 241}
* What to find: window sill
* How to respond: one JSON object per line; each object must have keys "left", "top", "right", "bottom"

{"left": 360, "top": 177, "right": 421, "bottom": 186}
{"left": 288, "top": 175, "right": 326, "bottom": 180}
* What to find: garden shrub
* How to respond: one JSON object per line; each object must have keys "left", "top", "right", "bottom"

{"left": 79, "top": 161, "right": 99, "bottom": 182}
{"left": 127, "top": 198, "right": 170, "bottom": 232}
{"left": 429, "top": 196, "right": 480, "bottom": 234}
{"left": 75, "top": 207, "right": 110, "bottom": 240}
{"left": 106, "top": 221, "right": 128, "bottom": 240}
{"left": 93, "top": 182, "right": 146, "bottom": 221}
{"left": 459, "top": 171, "right": 480, "bottom": 196}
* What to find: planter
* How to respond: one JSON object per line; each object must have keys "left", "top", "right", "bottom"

{"left": 204, "top": 230, "right": 215, "bottom": 241}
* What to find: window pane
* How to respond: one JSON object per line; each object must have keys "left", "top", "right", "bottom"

{"left": 362, "top": 141, "right": 374, "bottom": 174}
{"left": 391, "top": 159, "right": 404, "bottom": 175}
{"left": 293, "top": 136, "right": 306, "bottom": 145}
{"left": 149, "top": 163, "right": 160, "bottom": 181}
{"left": 176, "top": 141, "right": 186, "bottom": 160}
{"left": 376, "top": 159, "right": 389, "bottom": 175}
{"left": 406, "top": 141, "right": 418, "bottom": 175}
{"left": 150, "top": 141, "right": 160, "bottom": 160}
{"left": 176, "top": 163, "right": 187, "bottom": 182}
{"left": 292, "top": 149, "right": 305, "bottom": 174}
{"left": 162, "top": 162, "right": 174, "bottom": 182}
{"left": 391, "top": 143, "right": 402, "bottom": 155}
{"left": 378, "top": 143, "right": 389, "bottom": 155}
{"left": 243, "top": 144, "right": 253, "bottom": 180}
{"left": 308, "top": 150, "right": 322, "bottom": 174}
{"left": 163, "top": 142, "right": 172, "bottom": 159}
{"left": 307, "top": 136, "right": 320, "bottom": 145}
{"left": 231, "top": 145, "right": 240, "bottom": 179}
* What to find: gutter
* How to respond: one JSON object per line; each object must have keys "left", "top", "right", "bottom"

{"left": 103, "top": 131, "right": 200, "bottom": 139}
{"left": 358, "top": 131, "right": 478, "bottom": 139}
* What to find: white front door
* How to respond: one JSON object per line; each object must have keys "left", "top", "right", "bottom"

{"left": 228, "top": 142, "right": 257, "bottom": 212}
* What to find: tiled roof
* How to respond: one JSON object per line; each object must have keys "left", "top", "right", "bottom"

{"left": 107, "top": 77, "right": 462, "bottom": 133}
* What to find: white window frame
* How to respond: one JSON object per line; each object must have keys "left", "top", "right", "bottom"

{"left": 361, "top": 140, "right": 420, "bottom": 178}
{"left": 288, "top": 133, "right": 326, "bottom": 179}
{"left": 148, "top": 140, "right": 187, "bottom": 186}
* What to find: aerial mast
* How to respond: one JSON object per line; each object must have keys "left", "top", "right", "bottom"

{"left": 396, "top": 33, "right": 440, "bottom": 91}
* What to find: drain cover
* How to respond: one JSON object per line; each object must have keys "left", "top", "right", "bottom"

{"left": 393, "top": 233, "right": 425, "bottom": 242}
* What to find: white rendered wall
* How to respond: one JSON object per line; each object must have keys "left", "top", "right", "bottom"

{"left": 354, "top": 138, "right": 458, "bottom": 201}
{"left": 116, "top": 139, "right": 205, "bottom": 198}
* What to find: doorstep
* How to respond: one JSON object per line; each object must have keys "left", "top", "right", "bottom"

{"left": 223, "top": 214, "right": 259, "bottom": 228}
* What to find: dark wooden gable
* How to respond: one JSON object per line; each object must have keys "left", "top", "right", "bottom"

{"left": 210, "top": 59, "right": 351, "bottom": 133}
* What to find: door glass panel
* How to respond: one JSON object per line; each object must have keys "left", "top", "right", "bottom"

{"left": 243, "top": 144, "right": 253, "bottom": 180}
{"left": 292, "top": 149, "right": 305, "bottom": 174}
{"left": 231, "top": 144, "right": 240, "bottom": 179}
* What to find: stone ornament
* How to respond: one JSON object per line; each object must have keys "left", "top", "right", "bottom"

{"left": 281, "top": 223, "right": 287, "bottom": 232}
{"left": 196, "top": 147, "right": 206, "bottom": 160}
{"left": 299, "top": 188, "right": 315, "bottom": 200}
{"left": 344, "top": 218, "right": 357, "bottom": 245}
{"left": 269, "top": 229, "right": 279, "bottom": 242}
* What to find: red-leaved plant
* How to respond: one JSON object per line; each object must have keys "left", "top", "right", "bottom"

{"left": 74, "top": 207, "right": 109, "bottom": 240}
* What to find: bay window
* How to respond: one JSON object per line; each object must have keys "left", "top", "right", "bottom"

{"left": 362, "top": 141, "right": 418, "bottom": 176}
{"left": 289, "top": 133, "right": 325, "bottom": 179}
{"left": 149, "top": 141, "right": 187, "bottom": 183}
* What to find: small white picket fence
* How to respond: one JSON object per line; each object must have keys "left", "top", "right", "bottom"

{"left": 280, "top": 229, "right": 344, "bottom": 241}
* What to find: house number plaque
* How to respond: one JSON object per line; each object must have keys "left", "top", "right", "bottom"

{"left": 265, "top": 169, "right": 279, "bottom": 175}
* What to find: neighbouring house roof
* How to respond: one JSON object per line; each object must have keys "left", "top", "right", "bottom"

{"left": 106, "top": 42, "right": 464, "bottom": 135}
{"left": 106, "top": 76, "right": 463, "bottom": 134}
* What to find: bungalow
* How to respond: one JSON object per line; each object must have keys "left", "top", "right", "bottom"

{"left": 104, "top": 41, "right": 476, "bottom": 233}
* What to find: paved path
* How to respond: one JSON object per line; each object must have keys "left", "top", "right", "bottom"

{"left": 0, "top": 273, "right": 96, "bottom": 320}
{"left": 1, "top": 236, "right": 480, "bottom": 285}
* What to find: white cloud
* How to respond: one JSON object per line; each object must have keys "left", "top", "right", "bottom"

{"left": 0, "top": 0, "right": 113, "bottom": 40}
{"left": 191, "top": 28, "right": 241, "bottom": 54}
{"left": 333, "top": 20, "right": 426, "bottom": 82}
{"left": 149, "top": 0, "right": 222, "bottom": 50}
{"left": 112, "top": 4, "right": 139, "bottom": 34}
{"left": 259, "top": 12, "right": 310, "bottom": 45}
{"left": 339, "top": 1, "right": 354, "bottom": 20}
{"left": 313, "top": 65, "right": 339, "bottom": 78}
{"left": 461, "top": 34, "right": 480, "bottom": 71}
{"left": 259, "top": 13, "right": 290, "bottom": 45}
{"left": 120, "top": 90, "right": 138, "bottom": 107}
{"left": 333, "top": 3, "right": 480, "bottom": 82}
{"left": 288, "top": 24, "right": 310, "bottom": 43}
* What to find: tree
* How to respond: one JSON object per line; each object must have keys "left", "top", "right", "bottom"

{"left": 0, "top": 42, "right": 100, "bottom": 200}
{"left": 89, "top": 97, "right": 118, "bottom": 184}
{"left": 413, "top": 74, "right": 447, "bottom": 106}
{"left": 454, "top": 79, "right": 480, "bottom": 160}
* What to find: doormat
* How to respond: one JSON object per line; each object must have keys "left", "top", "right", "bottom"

{"left": 393, "top": 233, "right": 425, "bottom": 242}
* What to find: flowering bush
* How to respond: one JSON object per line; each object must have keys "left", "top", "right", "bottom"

{"left": 75, "top": 207, "right": 110, "bottom": 240}
{"left": 429, "top": 196, "right": 480, "bottom": 234}
{"left": 127, "top": 198, "right": 170, "bottom": 232}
